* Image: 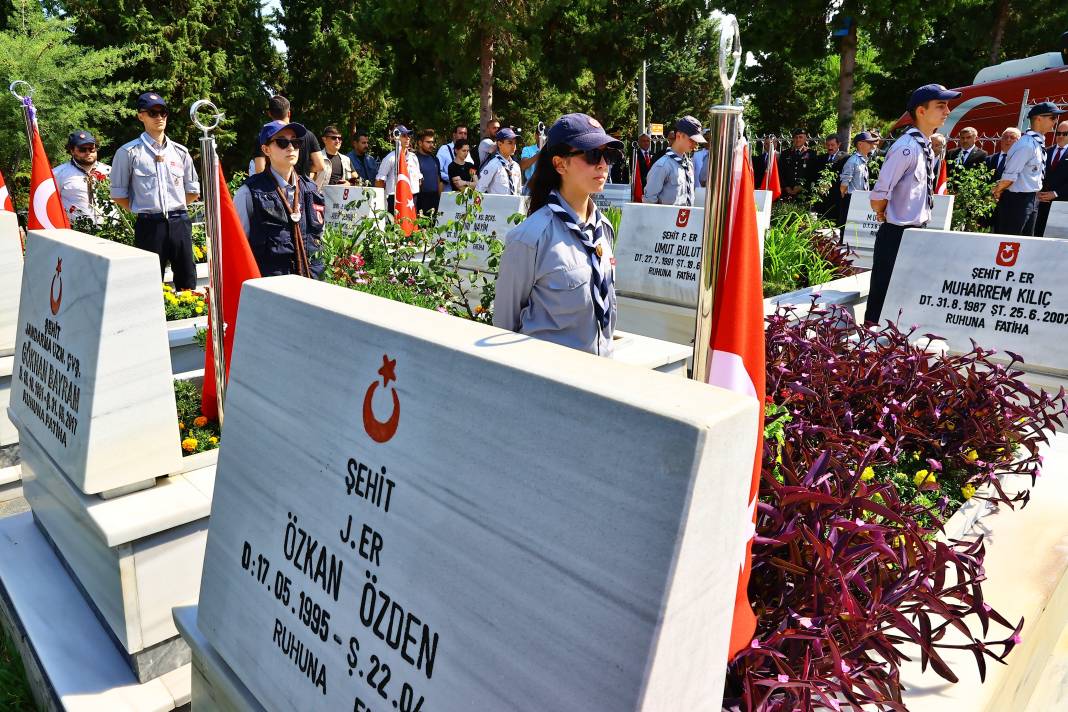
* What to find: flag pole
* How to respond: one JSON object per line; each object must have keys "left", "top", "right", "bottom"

{"left": 191, "top": 99, "right": 227, "bottom": 425}
{"left": 536, "top": 121, "right": 546, "bottom": 149}
{"left": 691, "top": 14, "right": 743, "bottom": 382}
{"left": 9, "top": 81, "right": 36, "bottom": 167}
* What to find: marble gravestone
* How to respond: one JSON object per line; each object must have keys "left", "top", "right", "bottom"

{"left": 614, "top": 203, "right": 705, "bottom": 307}
{"left": 843, "top": 191, "right": 954, "bottom": 270}
{"left": 882, "top": 229, "right": 1068, "bottom": 372}
{"left": 1, "top": 212, "right": 22, "bottom": 448}
{"left": 322, "top": 185, "right": 386, "bottom": 233}
{"left": 1044, "top": 201, "right": 1068, "bottom": 239}
{"left": 9, "top": 229, "right": 182, "bottom": 494}
{"left": 436, "top": 191, "right": 525, "bottom": 272}
{"left": 196, "top": 276, "right": 757, "bottom": 711}
{"left": 591, "top": 183, "right": 632, "bottom": 211}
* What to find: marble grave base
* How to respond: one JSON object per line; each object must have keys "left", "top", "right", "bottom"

{"left": 18, "top": 420, "right": 216, "bottom": 683}
{"left": 174, "top": 606, "right": 264, "bottom": 712}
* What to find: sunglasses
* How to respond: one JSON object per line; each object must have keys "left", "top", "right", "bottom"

{"left": 74, "top": 145, "right": 97, "bottom": 152}
{"left": 143, "top": 109, "right": 168, "bottom": 119}
{"left": 270, "top": 137, "right": 300, "bottom": 149}
{"left": 324, "top": 135, "right": 342, "bottom": 141}
{"left": 562, "top": 147, "right": 624, "bottom": 165}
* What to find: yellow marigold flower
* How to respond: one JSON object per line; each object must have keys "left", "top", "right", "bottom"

{"left": 193, "top": 416, "right": 208, "bottom": 427}
{"left": 962, "top": 484, "right": 977, "bottom": 500}
{"left": 945, "top": 422, "right": 956, "bottom": 431}
{"left": 860, "top": 466, "right": 875, "bottom": 481}
{"left": 195, "top": 305, "right": 204, "bottom": 314}
{"left": 178, "top": 421, "right": 185, "bottom": 430}
{"left": 964, "top": 449, "right": 979, "bottom": 463}
{"left": 209, "top": 436, "right": 219, "bottom": 445}
{"left": 474, "top": 305, "right": 485, "bottom": 314}
{"left": 162, "top": 283, "right": 173, "bottom": 292}
{"left": 913, "top": 469, "right": 936, "bottom": 487}
{"left": 181, "top": 437, "right": 198, "bottom": 452}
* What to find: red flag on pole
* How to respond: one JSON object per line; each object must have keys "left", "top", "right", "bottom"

{"left": 24, "top": 101, "right": 69, "bottom": 230}
{"left": 762, "top": 147, "right": 782, "bottom": 202}
{"left": 0, "top": 171, "right": 13, "bottom": 212}
{"left": 632, "top": 154, "right": 644, "bottom": 203}
{"left": 705, "top": 144, "right": 766, "bottom": 658}
{"left": 935, "top": 157, "right": 948, "bottom": 195}
{"left": 201, "top": 166, "right": 262, "bottom": 420}
{"left": 394, "top": 147, "right": 418, "bottom": 236}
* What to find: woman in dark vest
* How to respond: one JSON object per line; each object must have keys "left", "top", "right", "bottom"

{"left": 234, "top": 120, "right": 326, "bottom": 278}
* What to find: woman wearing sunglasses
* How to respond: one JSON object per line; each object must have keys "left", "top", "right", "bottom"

{"left": 493, "top": 113, "right": 623, "bottom": 356}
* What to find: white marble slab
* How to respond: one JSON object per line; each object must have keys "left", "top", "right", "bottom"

{"left": 322, "top": 185, "right": 385, "bottom": 233}
{"left": 436, "top": 191, "right": 525, "bottom": 271}
{"left": 591, "top": 183, "right": 632, "bottom": 211}
{"left": 844, "top": 190, "right": 954, "bottom": 269}
{"left": 610, "top": 330, "right": 691, "bottom": 374}
{"left": 0, "top": 211, "right": 21, "bottom": 357}
{"left": 614, "top": 202, "right": 705, "bottom": 306}
{"left": 175, "top": 606, "right": 267, "bottom": 712}
{"left": 0, "top": 511, "right": 190, "bottom": 711}
{"left": 1045, "top": 201, "right": 1068, "bottom": 239}
{"left": 20, "top": 424, "right": 209, "bottom": 655}
{"left": 163, "top": 260, "right": 209, "bottom": 289}
{"left": 10, "top": 229, "right": 182, "bottom": 494}
{"left": 198, "top": 275, "right": 757, "bottom": 711}
{"left": 882, "top": 229, "right": 1068, "bottom": 373}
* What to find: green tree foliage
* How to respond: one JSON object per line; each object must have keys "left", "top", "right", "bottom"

{"left": 60, "top": 0, "right": 283, "bottom": 169}
{"left": 0, "top": 0, "right": 147, "bottom": 200}
{"left": 644, "top": 14, "right": 724, "bottom": 129}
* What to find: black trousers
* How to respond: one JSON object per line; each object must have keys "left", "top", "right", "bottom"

{"left": 415, "top": 191, "right": 440, "bottom": 215}
{"left": 995, "top": 191, "right": 1038, "bottom": 236}
{"left": 135, "top": 211, "right": 196, "bottom": 290}
{"left": 864, "top": 221, "right": 924, "bottom": 326}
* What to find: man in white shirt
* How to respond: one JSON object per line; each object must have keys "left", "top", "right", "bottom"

{"left": 478, "top": 118, "right": 501, "bottom": 165}
{"left": 375, "top": 125, "right": 422, "bottom": 213}
{"left": 54, "top": 130, "right": 111, "bottom": 224}
{"left": 436, "top": 124, "right": 474, "bottom": 185}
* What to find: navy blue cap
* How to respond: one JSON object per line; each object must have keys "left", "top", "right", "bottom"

{"left": 136, "top": 92, "right": 167, "bottom": 111}
{"left": 676, "top": 116, "right": 706, "bottom": 143}
{"left": 545, "top": 113, "right": 623, "bottom": 151}
{"left": 67, "top": 130, "right": 97, "bottom": 148}
{"left": 395, "top": 125, "right": 412, "bottom": 136}
{"left": 853, "top": 131, "right": 878, "bottom": 145}
{"left": 907, "top": 84, "right": 961, "bottom": 111}
{"left": 495, "top": 127, "right": 518, "bottom": 141}
{"left": 258, "top": 120, "right": 307, "bottom": 146}
{"left": 791, "top": 128, "right": 808, "bottom": 137}
{"left": 1028, "top": 101, "right": 1066, "bottom": 119}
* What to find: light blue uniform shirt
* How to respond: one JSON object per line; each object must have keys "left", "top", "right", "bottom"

{"left": 110, "top": 132, "right": 200, "bottom": 214}
{"left": 870, "top": 130, "right": 932, "bottom": 226}
{"left": 693, "top": 148, "right": 709, "bottom": 187}
{"left": 1002, "top": 130, "right": 1046, "bottom": 193}
{"left": 232, "top": 168, "right": 299, "bottom": 236}
{"left": 642, "top": 151, "right": 694, "bottom": 206}
{"left": 493, "top": 193, "right": 617, "bottom": 356}
{"left": 838, "top": 152, "right": 870, "bottom": 194}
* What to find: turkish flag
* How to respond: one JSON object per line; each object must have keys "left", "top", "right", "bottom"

{"left": 632, "top": 154, "right": 644, "bottom": 202}
{"left": 935, "top": 157, "right": 948, "bottom": 195}
{"left": 761, "top": 147, "right": 782, "bottom": 202}
{"left": 704, "top": 143, "right": 766, "bottom": 658}
{"left": 201, "top": 166, "right": 262, "bottom": 420}
{"left": 0, "top": 170, "right": 13, "bottom": 212}
{"left": 394, "top": 147, "right": 418, "bottom": 236}
{"left": 26, "top": 103, "right": 69, "bottom": 230}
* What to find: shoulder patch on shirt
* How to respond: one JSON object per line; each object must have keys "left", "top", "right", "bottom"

{"left": 902, "top": 149, "right": 910, "bottom": 156}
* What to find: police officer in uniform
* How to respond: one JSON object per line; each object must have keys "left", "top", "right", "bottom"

{"left": 779, "top": 129, "right": 816, "bottom": 200}
{"left": 642, "top": 116, "right": 705, "bottom": 206}
{"left": 994, "top": 102, "right": 1066, "bottom": 236}
{"left": 494, "top": 113, "right": 622, "bottom": 356}
{"left": 865, "top": 83, "right": 960, "bottom": 326}
{"left": 232, "top": 121, "right": 325, "bottom": 278}
{"left": 475, "top": 127, "right": 522, "bottom": 195}
{"left": 54, "top": 130, "right": 110, "bottom": 224}
{"left": 111, "top": 93, "right": 201, "bottom": 289}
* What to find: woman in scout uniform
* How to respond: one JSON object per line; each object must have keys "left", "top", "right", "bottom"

{"left": 233, "top": 121, "right": 326, "bottom": 278}
{"left": 493, "top": 113, "right": 622, "bottom": 356}
{"left": 475, "top": 127, "right": 523, "bottom": 195}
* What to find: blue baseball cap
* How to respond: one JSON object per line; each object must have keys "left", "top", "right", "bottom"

{"left": 677, "top": 116, "right": 707, "bottom": 144}
{"left": 136, "top": 92, "right": 167, "bottom": 111}
{"left": 907, "top": 84, "right": 961, "bottom": 111}
{"left": 67, "top": 130, "right": 97, "bottom": 148}
{"left": 395, "top": 125, "right": 413, "bottom": 136}
{"left": 1028, "top": 101, "right": 1066, "bottom": 119}
{"left": 545, "top": 113, "right": 623, "bottom": 151}
{"left": 495, "top": 127, "right": 518, "bottom": 141}
{"left": 258, "top": 120, "right": 307, "bottom": 146}
{"left": 853, "top": 131, "right": 878, "bottom": 145}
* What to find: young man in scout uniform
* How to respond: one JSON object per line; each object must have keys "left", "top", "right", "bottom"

{"left": 642, "top": 116, "right": 705, "bottom": 206}
{"left": 995, "top": 101, "right": 1066, "bottom": 236}
{"left": 110, "top": 92, "right": 201, "bottom": 289}
{"left": 865, "top": 83, "right": 960, "bottom": 326}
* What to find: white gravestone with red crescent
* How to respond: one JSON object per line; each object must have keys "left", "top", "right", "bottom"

{"left": 195, "top": 275, "right": 757, "bottom": 711}
{"left": 436, "top": 191, "right": 526, "bottom": 272}
{"left": 614, "top": 203, "right": 705, "bottom": 307}
{"left": 882, "top": 229, "right": 1068, "bottom": 372}
{"left": 9, "top": 229, "right": 182, "bottom": 493}
{"left": 844, "top": 191, "right": 954, "bottom": 270}
{"left": 322, "top": 185, "right": 386, "bottom": 233}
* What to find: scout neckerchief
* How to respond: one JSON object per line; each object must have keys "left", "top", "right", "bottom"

{"left": 272, "top": 171, "right": 312, "bottom": 278}
{"left": 664, "top": 149, "right": 693, "bottom": 204}
{"left": 140, "top": 133, "right": 168, "bottom": 164}
{"left": 70, "top": 159, "right": 98, "bottom": 210}
{"left": 1024, "top": 130, "right": 1048, "bottom": 180}
{"left": 494, "top": 153, "right": 516, "bottom": 195}
{"left": 906, "top": 128, "right": 935, "bottom": 210}
{"left": 544, "top": 191, "right": 612, "bottom": 332}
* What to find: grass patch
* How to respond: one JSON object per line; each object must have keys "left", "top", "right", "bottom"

{"left": 0, "top": 625, "right": 37, "bottom": 711}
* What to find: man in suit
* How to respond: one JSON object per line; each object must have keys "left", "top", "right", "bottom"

{"left": 986, "top": 128, "right": 1021, "bottom": 181}
{"left": 753, "top": 137, "right": 776, "bottom": 188}
{"left": 946, "top": 126, "right": 988, "bottom": 173}
{"left": 634, "top": 133, "right": 654, "bottom": 187}
{"left": 814, "top": 134, "right": 847, "bottom": 218}
{"left": 1038, "top": 119, "right": 1068, "bottom": 236}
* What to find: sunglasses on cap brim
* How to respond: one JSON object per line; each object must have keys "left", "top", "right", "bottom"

{"left": 560, "top": 146, "right": 624, "bottom": 165}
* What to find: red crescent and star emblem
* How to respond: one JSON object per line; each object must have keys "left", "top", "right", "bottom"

{"left": 49, "top": 257, "right": 63, "bottom": 315}
{"left": 362, "top": 354, "right": 400, "bottom": 443}
{"left": 996, "top": 241, "right": 1020, "bottom": 267}
{"left": 676, "top": 209, "right": 691, "bottom": 228}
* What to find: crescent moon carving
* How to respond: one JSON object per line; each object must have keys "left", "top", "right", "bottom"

{"left": 50, "top": 271, "right": 62, "bottom": 315}
{"left": 362, "top": 381, "right": 400, "bottom": 443}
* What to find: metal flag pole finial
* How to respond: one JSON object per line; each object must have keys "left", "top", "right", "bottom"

{"left": 9, "top": 80, "right": 34, "bottom": 102}
{"left": 692, "top": 13, "right": 744, "bottom": 381}
{"left": 10, "top": 81, "right": 38, "bottom": 167}
{"left": 536, "top": 121, "right": 547, "bottom": 149}
{"left": 191, "top": 99, "right": 227, "bottom": 425}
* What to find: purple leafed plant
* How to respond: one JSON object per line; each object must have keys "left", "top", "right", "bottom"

{"left": 723, "top": 304, "right": 1067, "bottom": 711}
